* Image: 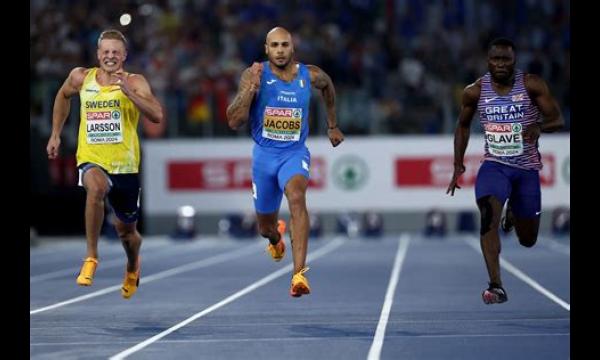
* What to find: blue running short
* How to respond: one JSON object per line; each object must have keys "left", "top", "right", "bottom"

{"left": 475, "top": 160, "right": 541, "bottom": 218}
{"left": 252, "top": 144, "right": 311, "bottom": 214}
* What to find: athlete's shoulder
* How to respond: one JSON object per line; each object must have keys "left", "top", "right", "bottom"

{"left": 113, "top": 70, "right": 149, "bottom": 89}
{"left": 72, "top": 66, "right": 91, "bottom": 74}
{"left": 523, "top": 73, "right": 549, "bottom": 96}
{"left": 123, "top": 71, "right": 147, "bottom": 83}
{"left": 463, "top": 78, "right": 482, "bottom": 101}
{"left": 306, "top": 64, "right": 329, "bottom": 86}
{"left": 467, "top": 77, "right": 483, "bottom": 90}
{"left": 305, "top": 63, "right": 321, "bottom": 74}
{"left": 70, "top": 67, "right": 91, "bottom": 81}
{"left": 64, "top": 67, "right": 91, "bottom": 91}
{"left": 523, "top": 73, "right": 545, "bottom": 87}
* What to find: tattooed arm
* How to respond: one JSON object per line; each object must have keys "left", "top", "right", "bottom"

{"left": 308, "top": 64, "right": 344, "bottom": 147}
{"left": 227, "top": 62, "right": 263, "bottom": 130}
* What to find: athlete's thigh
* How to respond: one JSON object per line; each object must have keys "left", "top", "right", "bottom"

{"left": 475, "top": 161, "right": 511, "bottom": 205}
{"left": 509, "top": 168, "right": 541, "bottom": 218}
{"left": 79, "top": 163, "right": 112, "bottom": 192}
{"left": 107, "top": 173, "right": 141, "bottom": 224}
{"left": 508, "top": 168, "right": 541, "bottom": 240}
{"left": 278, "top": 146, "right": 310, "bottom": 192}
{"left": 252, "top": 149, "right": 284, "bottom": 214}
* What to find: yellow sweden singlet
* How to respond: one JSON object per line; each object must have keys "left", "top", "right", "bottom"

{"left": 76, "top": 68, "right": 140, "bottom": 174}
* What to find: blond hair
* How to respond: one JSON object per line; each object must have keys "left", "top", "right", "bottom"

{"left": 97, "top": 29, "right": 128, "bottom": 48}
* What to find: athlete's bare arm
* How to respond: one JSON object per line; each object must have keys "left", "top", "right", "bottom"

{"left": 111, "top": 72, "right": 164, "bottom": 124}
{"left": 308, "top": 64, "right": 344, "bottom": 147}
{"left": 227, "top": 62, "right": 263, "bottom": 130}
{"left": 47, "top": 67, "right": 88, "bottom": 159}
{"left": 447, "top": 79, "right": 481, "bottom": 196}
{"left": 524, "top": 74, "right": 564, "bottom": 143}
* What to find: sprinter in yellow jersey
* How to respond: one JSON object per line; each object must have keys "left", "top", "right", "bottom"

{"left": 46, "top": 30, "right": 164, "bottom": 299}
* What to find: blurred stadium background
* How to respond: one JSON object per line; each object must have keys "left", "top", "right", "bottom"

{"left": 30, "top": 0, "right": 569, "bottom": 239}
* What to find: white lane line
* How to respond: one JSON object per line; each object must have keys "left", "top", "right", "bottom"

{"left": 30, "top": 242, "right": 263, "bottom": 315}
{"left": 30, "top": 239, "right": 168, "bottom": 266}
{"left": 367, "top": 234, "right": 411, "bottom": 360}
{"left": 109, "top": 237, "right": 347, "bottom": 360}
{"left": 31, "top": 332, "right": 570, "bottom": 347}
{"left": 464, "top": 236, "right": 570, "bottom": 311}
{"left": 30, "top": 241, "right": 216, "bottom": 283}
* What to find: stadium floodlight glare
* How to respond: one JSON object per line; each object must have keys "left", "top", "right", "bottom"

{"left": 173, "top": 205, "right": 196, "bottom": 239}
{"left": 120, "top": 13, "right": 132, "bottom": 26}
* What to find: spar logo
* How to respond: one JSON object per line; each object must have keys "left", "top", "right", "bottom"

{"left": 87, "top": 111, "right": 112, "bottom": 120}
{"left": 512, "top": 123, "right": 522, "bottom": 132}
{"left": 484, "top": 123, "right": 513, "bottom": 132}
{"left": 264, "top": 107, "right": 301, "bottom": 118}
{"left": 112, "top": 110, "right": 121, "bottom": 120}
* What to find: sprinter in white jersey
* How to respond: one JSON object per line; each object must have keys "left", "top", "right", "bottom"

{"left": 447, "top": 38, "right": 564, "bottom": 304}
{"left": 227, "top": 27, "right": 344, "bottom": 297}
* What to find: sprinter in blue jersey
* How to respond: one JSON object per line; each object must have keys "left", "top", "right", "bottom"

{"left": 447, "top": 38, "right": 564, "bottom": 304}
{"left": 227, "top": 27, "right": 344, "bottom": 297}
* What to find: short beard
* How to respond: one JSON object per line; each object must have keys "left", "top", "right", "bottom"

{"left": 273, "top": 58, "right": 290, "bottom": 69}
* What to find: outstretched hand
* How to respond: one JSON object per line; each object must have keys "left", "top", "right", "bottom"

{"left": 46, "top": 136, "right": 61, "bottom": 159}
{"left": 328, "top": 127, "right": 344, "bottom": 147}
{"left": 446, "top": 164, "right": 465, "bottom": 196}
{"left": 110, "top": 72, "right": 133, "bottom": 96}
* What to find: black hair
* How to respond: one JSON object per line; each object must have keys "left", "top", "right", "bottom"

{"left": 488, "top": 37, "right": 515, "bottom": 52}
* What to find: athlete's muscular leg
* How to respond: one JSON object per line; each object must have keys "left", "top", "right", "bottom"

{"left": 284, "top": 175, "right": 309, "bottom": 274}
{"left": 514, "top": 217, "right": 540, "bottom": 248}
{"left": 507, "top": 184, "right": 541, "bottom": 248}
{"left": 82, "top": 168, "right": 110, "bottom": 259}
{"left": 114, "top": 219, "right": 142, "bottom": 272}
{"left": 257, "top": 212, "right": 280, "bottom": 245}
{"left": 476, "top": 195, "right": 504, "bottom": 286}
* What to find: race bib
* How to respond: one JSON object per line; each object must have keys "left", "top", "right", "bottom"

{"left": 484, "top": 123, "right": 523, "bottom": 157}
{"left": 262, "top": 106, "right": 302, "bottom": 141}
{"left": 86, "top": 110, "right": 123, "bottom": 144}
